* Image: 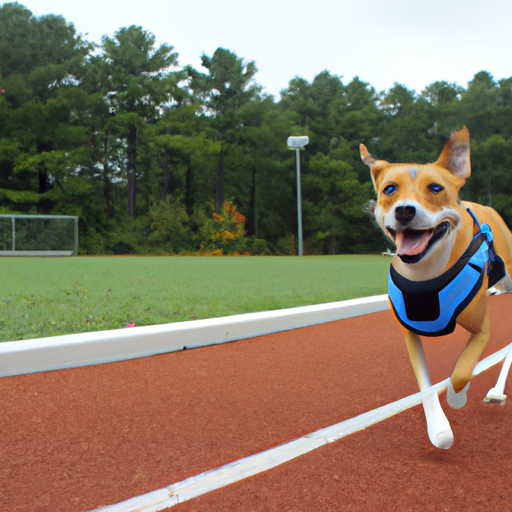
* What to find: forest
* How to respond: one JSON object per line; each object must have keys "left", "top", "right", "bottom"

{"left": 2, "top": 2, "right": 512, "bottom": 255}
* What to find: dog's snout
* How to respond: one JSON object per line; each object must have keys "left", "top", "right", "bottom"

{"left": 395, "top": 205, "right": 416, "bottom": 224}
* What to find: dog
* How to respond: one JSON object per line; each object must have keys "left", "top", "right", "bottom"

{"left": 360, "top": 127, "right": 512, "bottom": 449}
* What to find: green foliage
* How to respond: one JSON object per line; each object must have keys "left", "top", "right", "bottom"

{"left": 189, "top": 47, "right": 261, "bottom": 211}
{"left": 2, "top": 3, "right": 512, "bottom": 256}
{"left": 144, "top": 196, "right": 197, "bottom": 254}
{"left": 303, "top": 149, "right": 377, "bottom": 254}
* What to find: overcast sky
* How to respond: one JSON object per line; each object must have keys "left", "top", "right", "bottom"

{"left": 9, "top": 0, "right": 512, "bottom": 98}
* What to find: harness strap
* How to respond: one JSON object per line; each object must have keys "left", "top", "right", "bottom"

{"left": 388, "top": 208, "right": 505, "bottom": 337}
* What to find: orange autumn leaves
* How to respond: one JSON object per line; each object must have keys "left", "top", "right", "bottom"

{"left": 200, "top": 200, "right": 248, "bottom": 255}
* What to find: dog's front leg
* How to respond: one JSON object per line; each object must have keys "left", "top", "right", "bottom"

{"left": 448, "top": 298, "right": 490, "bottom": 408}
{"left": 405, "top": 330, "right": 454, "bottom": 449}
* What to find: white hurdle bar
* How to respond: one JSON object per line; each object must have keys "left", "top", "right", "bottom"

{"left": 0, "top": 294, "right": 389, "bottom": 378}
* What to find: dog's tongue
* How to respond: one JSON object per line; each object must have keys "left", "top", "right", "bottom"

{"left": 395, "top": 229, "right": 433, "bottom": 256}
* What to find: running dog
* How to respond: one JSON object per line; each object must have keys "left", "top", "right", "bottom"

{"left": 360, "top": 127, "right": 512, "bottom": 449}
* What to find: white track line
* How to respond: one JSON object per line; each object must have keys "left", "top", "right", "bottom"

{"left": 91, "top": 342, "right": 512, "bottom": 512}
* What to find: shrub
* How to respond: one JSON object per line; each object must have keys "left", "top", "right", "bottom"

{"left": 144, "top": 197, "right": 196, "bottom": 254}
{"left": 200, "top": 200, "right": 247, "bottom": 254}
{"left": 246, "top": 237, "right": 272, "bottom": 255}
{"left": 274, "top": 234, "right": 296, "bottom": 255}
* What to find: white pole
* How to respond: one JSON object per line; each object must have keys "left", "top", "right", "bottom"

{"left": 287, "top": 136, "right": 308, "bottom": 257}
{"left": 295, "top": 148, "right": 303, "bottom": 256}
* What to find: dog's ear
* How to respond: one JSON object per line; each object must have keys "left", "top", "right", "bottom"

{"left": 360, "top": 144, "right": 388, "bottom": 187}
{"left": 359, "top": 144, "right": 375, "bottom": 168}
{"left": 435, "top": 126, "right": 471, "bottom": 178}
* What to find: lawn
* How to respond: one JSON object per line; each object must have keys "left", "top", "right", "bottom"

{"left": 0, "top": 255, "right": 390, "bottom": 342}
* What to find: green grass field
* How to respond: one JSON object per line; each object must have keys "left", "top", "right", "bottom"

{"left": 0, "top": 255, "right": 390, "bottom": 342}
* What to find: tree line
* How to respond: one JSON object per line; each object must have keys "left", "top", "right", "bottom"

{"left": 2, "top": 2, "right": 512, "bottom": 255}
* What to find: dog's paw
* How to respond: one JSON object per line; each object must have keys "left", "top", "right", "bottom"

{"left": 429, "top": 426, "right": 454, "bottom": 450}
{"left": 447, "top": 382, "right": 470, "bottom": 409}
{"left": 422, "top": 390, "right": 454, "bottom": 449}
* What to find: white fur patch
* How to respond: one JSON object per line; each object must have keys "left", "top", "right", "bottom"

{"left": 378, "top": 203, "right": 462, "bottom": 280}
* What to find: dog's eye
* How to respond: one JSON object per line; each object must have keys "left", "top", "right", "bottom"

{"left": 429, "top": 183, "right": 444, "bottom": 194}
{"left": 383, "top": 184, "right": 397, "bottom": 196}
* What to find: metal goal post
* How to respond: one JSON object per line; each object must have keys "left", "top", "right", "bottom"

{"left": 0, "top": 214, "right": 78, "bottom": 256}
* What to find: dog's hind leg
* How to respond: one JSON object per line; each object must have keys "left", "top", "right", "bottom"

{"left": 483, "top": 348, "right": 512, "bottom": 404}
{"left": 405, "top": 331, "right": 454, "bottom": 449}
{"left": 489, "top": 272, "right": 512, "bottom": 295}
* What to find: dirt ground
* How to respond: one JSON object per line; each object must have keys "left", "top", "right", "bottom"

{"left": 1, "top": 295, "right": 512, "bottom": 512}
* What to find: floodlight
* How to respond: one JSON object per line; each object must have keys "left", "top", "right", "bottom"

{"left": 287, "top": 136, "right": 309, "bottom": 148}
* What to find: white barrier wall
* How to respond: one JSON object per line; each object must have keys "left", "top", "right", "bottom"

{"left": 0, "top": 294, "right": 389, "bottom": 377}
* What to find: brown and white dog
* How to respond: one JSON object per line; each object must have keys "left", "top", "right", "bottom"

{"left": 360, "top": 127, "right": 512, "bottom": 449}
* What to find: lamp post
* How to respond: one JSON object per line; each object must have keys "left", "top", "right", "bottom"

{"left": 287, "top": 136, "right": 309, "bottom": 256}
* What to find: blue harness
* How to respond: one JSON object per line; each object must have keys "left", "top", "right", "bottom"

{"left": 388, "top": 209, "right": 505, "bottom": 337}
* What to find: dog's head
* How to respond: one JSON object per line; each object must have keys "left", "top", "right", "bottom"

{"left": 360, "top": 127, "right": 471, "bottom": 265}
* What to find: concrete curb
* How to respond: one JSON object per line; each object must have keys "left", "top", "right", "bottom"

{"left": 0, "top": 294, "right": 389, "bottom": 377}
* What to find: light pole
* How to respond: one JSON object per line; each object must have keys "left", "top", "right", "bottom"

{"left": 287, "top": 135, "right": 309, "bottom": 256}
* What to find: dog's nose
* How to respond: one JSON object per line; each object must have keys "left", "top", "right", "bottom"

{"left": 395, "top": 205, "right": 416, "bottom": 224}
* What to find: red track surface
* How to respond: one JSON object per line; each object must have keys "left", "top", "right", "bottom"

{"left": 1, "top": 295, "right": 512, "bottom": 512}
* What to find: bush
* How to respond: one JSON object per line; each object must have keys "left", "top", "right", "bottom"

{"left": 200, "top": 200, "right": 248, "bottom": 254}
{"left": 144, "top": 197, "right": 197, "bottom": 254}
{"left": 79, "top": 227, "right": 112, "bottom": 255}
{"left": 246, "top": 237, "right": 272, "bottom": 255}
{"left": 274, "top": 234, "right": 296, "bottom": 255}
{"left": 108, "top": 227, "right": 140, "bottom": 255}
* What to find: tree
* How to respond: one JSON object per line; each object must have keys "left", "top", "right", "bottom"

{"left": 421, "top": 80, "right": 463, "bottom": 136}
{"left": 302, "top": 150, "right": 378, "bottom": 254}
{"left": 377, "top": 83, "right": 435, "bottom": 163}
{"left": 0, "top": 3, "right": 91, "bottom": 213}
{"left": 467, "top": 135, "right": 512, "bottom": 208}
{"left": 232, "top": 96, "right": 296, "bottom": 241}
{"left": 189, "top": 48, "right": 261, "bottom": 211}
{"left": 457, "top": 72, "right": 502, "bottom": 205}
{"left": 0, "top": 2, "right": 89, "bottom": 80}
{"left": 151, "top": 101, "right": 220, "bottom": 214}
{"left": 459, "top": 72, "right": 500, "bottom": 140}
{"left": 280, "top": 72, "right": 344, "bottom": 156}
{"left": 101, "top": 26, "right": 179, "bottom": 218}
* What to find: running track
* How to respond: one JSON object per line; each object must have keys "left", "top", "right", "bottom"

{"left": 1, "top": 295, "right": 512, "bottom": 511}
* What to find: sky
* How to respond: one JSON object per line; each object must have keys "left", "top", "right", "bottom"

{"left": 7, "top": 0, "right": 512, "bottom": 98}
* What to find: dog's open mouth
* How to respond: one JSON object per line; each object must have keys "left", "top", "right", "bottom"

{"left": 387, "top": 221, "right": 450, "bottom": 263}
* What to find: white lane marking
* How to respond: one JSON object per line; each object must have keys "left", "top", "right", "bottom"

{"left": 92, "top": 342, "right": 512, "bottom": 512}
